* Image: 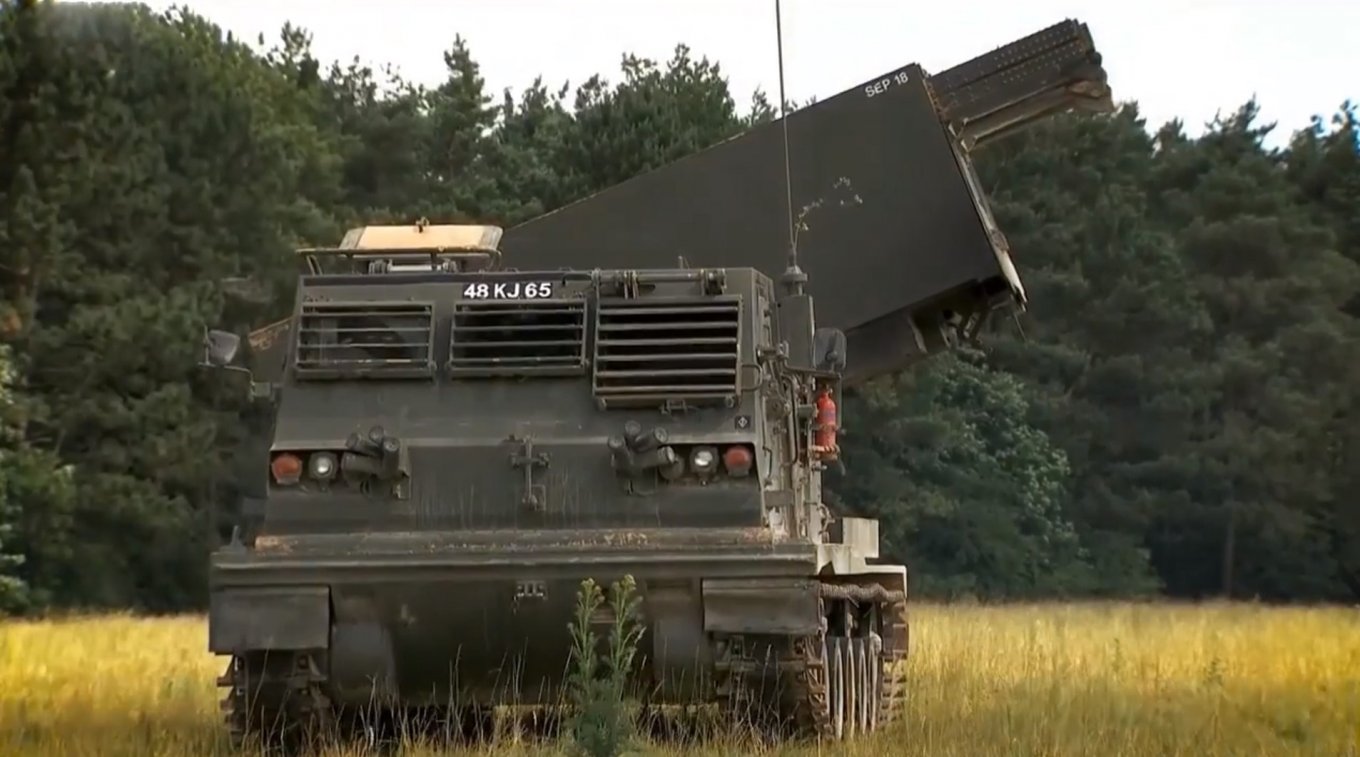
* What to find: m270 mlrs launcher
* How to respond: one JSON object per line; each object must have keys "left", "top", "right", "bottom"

{"left": 200, "top": 17, "right": 1112, "bottom": 752}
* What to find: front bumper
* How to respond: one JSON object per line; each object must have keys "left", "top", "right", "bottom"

{"left": 210, "top": 526, "right": 819, "bottom": 586}
{"left": 207, "top": 528, "right": 824, "bottom": 705}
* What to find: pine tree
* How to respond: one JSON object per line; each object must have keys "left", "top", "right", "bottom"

{"left": 1282, "top": 103, "right": 1360, "bottom": 598}
{"left": 567, "top": 45, "right": 746, "bottom": 192}
{"left": 1145, "top": 101, "right": 1360, "bottom": 599}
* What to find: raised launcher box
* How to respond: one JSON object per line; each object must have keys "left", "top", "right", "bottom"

{"left": 499, "top": 19, "right": 1112, "bottom": 385}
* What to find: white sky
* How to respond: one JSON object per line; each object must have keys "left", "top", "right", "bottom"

{"left": 100, "top": 0, "right": 1357, "bottom": 147}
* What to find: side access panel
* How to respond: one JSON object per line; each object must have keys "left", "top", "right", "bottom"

{"left": 208, "top": 585, "right": 331, "bottom": 654}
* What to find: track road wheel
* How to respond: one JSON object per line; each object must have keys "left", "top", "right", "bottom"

{"left": 804, "top": 582, "right": 907, "bottom": 742}
{"left": 742, "top": 581, "right": 905, "bottom": 742}
{"left": 846, "top": 637, "right": 859, "bottom": 735}
{"left": 848, "top": 636, "right": 862, "bottom": 737}
{"left": 855, "top": 637, "right": 875, "bottom": 733}
{"left": 827, "top": 637, "right": 845, "bottom": 739}
{"left": 866, "top": 632, "right": 882, "bottom": 732}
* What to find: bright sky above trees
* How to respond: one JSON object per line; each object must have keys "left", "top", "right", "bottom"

{"left": 105, "top": 0, "right": 1358, "bottom": 147}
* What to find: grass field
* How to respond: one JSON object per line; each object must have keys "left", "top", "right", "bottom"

{"left": 1, "top": 602, "right": 1357, "bottom": 756}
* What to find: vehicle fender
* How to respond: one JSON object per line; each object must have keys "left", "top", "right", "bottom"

{"left": 701, "top": 578, "right": 821, "bottom": 636}
{"left": 208, "top": 586, "right": 330, "bottom": 654}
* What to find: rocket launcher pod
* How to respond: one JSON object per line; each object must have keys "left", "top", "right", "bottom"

{"left": 498, "top": 19, "right": 1112, "bottom": 384}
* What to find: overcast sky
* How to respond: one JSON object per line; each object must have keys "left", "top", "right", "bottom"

{"left": 105, "top": 0, "right": 1356, "bottom": 146}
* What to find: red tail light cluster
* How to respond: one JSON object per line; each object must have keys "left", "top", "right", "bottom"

{"left": 676, "top": 444, "right": 754, "bottom": 480}
{"left": 609, "top": 429, "right": 757, "bottom": 484}
{"left": 270, "top": 451, "right": 339, "bottom": 486}
{"left": 269, "top": 430, "right": 403, "bottom": 495}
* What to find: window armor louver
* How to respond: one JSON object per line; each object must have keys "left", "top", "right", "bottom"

{"left": 448, "top": 298, "right": 587, "bottom": 376}
{"left": 293, "top": 301, "right": 436, "bottom": 379}
{"left": 592, "top": 296, "right": 741, "bottom": 407}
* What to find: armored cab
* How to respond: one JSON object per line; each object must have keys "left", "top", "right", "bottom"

{"left": 203, "top": 221, "right": 908, "bottom": 749}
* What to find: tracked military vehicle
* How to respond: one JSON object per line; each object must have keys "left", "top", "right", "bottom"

{"left": 203, "top": 220, "right": 908, "bottom": 747}
{"left": 202, "top": 16, "right": 1114, "bottom": 751}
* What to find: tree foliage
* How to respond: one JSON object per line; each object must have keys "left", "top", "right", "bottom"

{"left": 831, "top": 351, "right": 1097, "bottom": 599}
{"left": 2, "top": 0, "right": 1356, "bottom": 611}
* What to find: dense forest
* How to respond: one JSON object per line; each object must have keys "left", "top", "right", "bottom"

{"left": 1, "top": 0, "right": 1357, "bottom": 614}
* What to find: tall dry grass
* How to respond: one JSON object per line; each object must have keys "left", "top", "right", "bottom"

{"left": 1, "top": 602, "right": 1357, "bottom": 756}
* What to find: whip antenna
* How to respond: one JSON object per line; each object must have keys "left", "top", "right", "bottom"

{"left": 775, "top": 0, "right": 807, "bottom": 296}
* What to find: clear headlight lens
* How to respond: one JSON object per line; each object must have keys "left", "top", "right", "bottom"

{"left": 689, "top": 446, "right": 718, "bottom": 475}
{"left": 309, "top": 452, "right": 337, "bottom": 480}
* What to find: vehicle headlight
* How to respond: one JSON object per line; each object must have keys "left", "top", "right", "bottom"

{"left": 309, "top": 452, "right": 338, "bottom": 481}
{"left": 689, "top": 446, "right": 718, "bottom": 476}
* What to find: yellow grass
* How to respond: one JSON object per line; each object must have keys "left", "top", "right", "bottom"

{"left": 1, "top": 602, "right": 1358, "bottom": 756}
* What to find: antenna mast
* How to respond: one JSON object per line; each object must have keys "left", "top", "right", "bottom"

{"left": 775, "top": 0, "right": 807, "bottom": 296}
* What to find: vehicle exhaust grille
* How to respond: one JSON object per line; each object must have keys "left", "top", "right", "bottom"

{"left": 294, "top": 301, "right": 436, "bottom": 379}
{"left": 592, "top": 297, "right": 741, "bottom": 407}
{"left": 449, "top": 299, "right": 587, "bottom": 376}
